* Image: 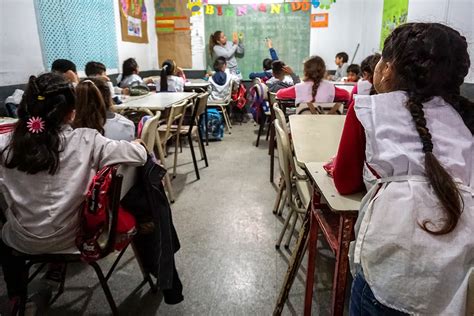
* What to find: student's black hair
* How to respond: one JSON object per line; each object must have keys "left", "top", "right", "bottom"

{"left": 51, "top": 59, "right": 77, "bottom": 74}
{"left": 335, "top": 52, "right": 349, "bottom": 63}
{"left": 213, "top": 57, "right": 227, "bottom": 72}
{"left": 271, "top": 60, "right": 286, "bottom": 77}
{"left": 347, "top": 64, "right": 361, "bottom": 76}
{"left": 303, "top": 56, "right": 326, "bottom": 102}
{"left": 85, "top": 61, "right": 107, "bottom": 77}
{"left": 122, "top": 58, "right": 138, "bottom": 79}
{"left": 209, "top": 30, "right": 223, "bottom": 57}
{"left": 2, "top": 73, "right": 75, "bottom": 175}
{"left": 382, "top": 22, "right": 474, "bottom": 235}
{"left": 263, "top": 58, "right": 273, "bottom": 71}
{"left": 160, "top": 59, "right": 175, "bottom": 92}
{"left": 361, "top": 53, "right": 381, "bottom": 95}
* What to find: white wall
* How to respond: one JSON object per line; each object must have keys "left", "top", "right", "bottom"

{"left": 408, "top": 0, "right": 474, "bottom": 83}
{"left": 0, "top": 0, "right": 45, "bottom": 86}
{"left": 310, "top": 0, "right": 384, "bottom": 71}
{"left": 0, "top": 0, "right": 159, "bottom": 86}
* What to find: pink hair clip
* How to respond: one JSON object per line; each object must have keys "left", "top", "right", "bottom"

{"left": 27, "top": 116, "right": 45, "bottom": 134}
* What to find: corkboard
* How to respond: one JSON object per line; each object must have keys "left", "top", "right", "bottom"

{"left": 119, "top": 0, "right": 149, "bottom": 44}
{"left": 155, "top": 0, "right": 192, "bottom": 68}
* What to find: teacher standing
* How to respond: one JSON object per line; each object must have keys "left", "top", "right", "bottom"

{"left": 209, "top": 30, "right": 244, "bottom": 80}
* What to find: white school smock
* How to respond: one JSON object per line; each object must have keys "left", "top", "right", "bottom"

{"left": 356, "top": 79, "right": 372, "bottom": 95}
{"left": 294, "top": 80, "right": 335, "bottom": 105}
{"left": 208, "top": 72, "right": 237, "bottom": 102}
{"left": 351, "top": 91, "right": 474, "bottom": 315}
{"left": 154, "top": 75, "right": 185, "bottom": 92}
{"left": 0, "top": 125, "right": 147, "bottom": 254}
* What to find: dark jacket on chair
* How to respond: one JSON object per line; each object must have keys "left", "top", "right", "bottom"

{"left": 121, "top": 156, "right": 183, "bottom": 304}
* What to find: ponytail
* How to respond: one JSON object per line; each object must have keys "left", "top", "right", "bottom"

{"left": 3, "top": 73, "right": 75, "bottom": 175}
{"left": 209, "top": 31, "right": 222, "bottom": 57}
{"left": 406, "top": 96, "right": 463, "bottom": 235}
{"left": 160, "top": 60, "right": 175, "bottom": 92}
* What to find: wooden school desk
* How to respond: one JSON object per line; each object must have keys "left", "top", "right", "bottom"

{"left": 184, "top": 79, "right": 210, "bottom": 92}
{"left": 115, "top": 92, "right": 197, "bottom": 113}
{"left": 289, "top": 115, "right": 346, "bottom": 167}
{"left": 274, "top": 116, "right": 363, "bottom": 316}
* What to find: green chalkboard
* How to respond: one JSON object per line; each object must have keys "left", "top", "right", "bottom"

{"left": 204, "top": 5, "right": 311, "bottom": 79}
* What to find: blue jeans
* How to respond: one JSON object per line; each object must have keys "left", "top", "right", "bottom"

{"left": 350, "top": 272, "right": 408, "bottom": 316}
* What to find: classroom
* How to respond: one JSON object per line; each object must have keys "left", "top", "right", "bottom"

{"left": 0, "top": 0, "right": 473, "bottom": 315}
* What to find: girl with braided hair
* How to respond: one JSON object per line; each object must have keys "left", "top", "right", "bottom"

{"left": 333, "top": 23, "right": 473, "bottom": 315}
{"left": 276, "top": 56, "right": 350, "bottom": 114}
{"left": 0, "top": 73, "right": 147, "bottom": 313}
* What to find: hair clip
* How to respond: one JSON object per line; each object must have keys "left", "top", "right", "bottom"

{"left": 37, "top": 95, "right": 45, "bottom": 100}
{"left": 27, "top": 116, "right": 45, "bottom": 134}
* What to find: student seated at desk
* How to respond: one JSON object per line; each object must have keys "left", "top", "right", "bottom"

{"left": 351, "top": 53, "right": 381, "bottom": 96}
{"left": 85, "top": 61, "right": 129, "bottom": 98}
{"left": 117, "top": 57, "right": 153, "bottom": 88}
{"left": 332, "top": 23, "right": 474, "bottom": 315}
{"left": 208, "top": 57, "right": 238, "bottom": 102}
{"left": 329, "top": 52, "right": 349, "bottom": 81}
{"left": 345, "top": 64, "right": 361, "bottom": 83}
{"left": 266, "top": 60, "right": 300, "bottom": 93}
{"left": 74, "top": 77, "right": 135, "bottom": 141}
{"left": 249, "top": 38, "right": 279, "bottom": 82}
{"left": 155, "top": 59, "right": 186, "bottom": 92}
{"left": 0, "top": 73, "right": 147, "bottom": 312}
{"left": 276, "top": 56, "right": 350, "bottom": 112}
{"left": 51, "top": 59, "right": 79, "bottom": 85}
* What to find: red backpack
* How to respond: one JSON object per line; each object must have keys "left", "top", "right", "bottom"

{"left": 76, "top": 165, "right": 136, "bottom": 262}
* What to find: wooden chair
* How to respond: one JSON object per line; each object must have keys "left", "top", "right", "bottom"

{"left": 268, "top": 92, "right": 278, "bottom": 183}
{"left": 15, "top": 166, "right": 157, "bottom": 316}
{"left": 296, "top": 102, "right": 344, "bottom": 115}
{"left": 169, "top": 93, "right": 209, "bottom": 180}
{"left": 207, "top": 80, "right": 234, "bottom": 134}
{"left": 140, "top": 112, "right": 176, "bottom": 203}
{"left": 252, "top": 83, "right": 270, "bottom": 147}
{"left": 274, "top": 120, "right": 311, "bottom": 249}
{"left": 157, "top": 100, "right": 189, "bottom": 178}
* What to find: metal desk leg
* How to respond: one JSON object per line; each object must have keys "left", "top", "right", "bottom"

{"left": 269, "top": 123, "right": 275, "bottom": 183}
{"left": 205, "top": 104, "right": 209, "bottom": 146}
{"left": 304, "top": 192, "right": 321, "bottom": 315}
{"left": 274, "top": 206, "right": 311, "bottom": 316}
{"left": 332, "top": 214, "right": 356, "bottom": 316}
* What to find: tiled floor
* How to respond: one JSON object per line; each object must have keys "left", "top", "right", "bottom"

{"left": 1, "top": 122, "right": 343, "bottom": 315}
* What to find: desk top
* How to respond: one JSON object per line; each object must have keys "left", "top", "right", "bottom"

{"left": 289, "top": 115, "right": 346, "bottom": 166}
{"left": 185, "top": 79, "right": 210, "bottom": 87}
{"left": 305, "top": 162, "right": 363, "bottom": 212}
{"left": 115, "top": 92, "right": 196, "bottom": 110}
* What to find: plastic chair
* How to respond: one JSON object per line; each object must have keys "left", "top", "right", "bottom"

{"left": 274, "top": 120, "right": 311, "bottom": 249}
{"left": 169, "top": 92, "right": 209, "bottom": 180}
{"left": 140, "top": 112, "right": 176, "bottom": 203}
{"left": 15, "top": 166, "right": 157, "bottom": 316}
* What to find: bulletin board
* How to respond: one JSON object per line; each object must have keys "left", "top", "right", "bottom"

{"left": 204, "top": 4, "right": 311, "bottom": 78}
{"left": 119, "top": 0, "right": 149, "bottom": 43}
{"left": 35, "top": 0, "right": 119, "bottom": 70}
{"left": 380, "top": 0, "right": 409, "bottom": 49}
{"left": 155, "top": 0, "right": 192, "bottom": 68}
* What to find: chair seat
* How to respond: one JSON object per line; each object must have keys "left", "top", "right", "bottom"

{"left": 264, "top": 110, "right": 271, "bottom": 116}
{"left": 169, "top": 124, "right": 198, "bottom": 135}
{"left": 295, "top": 179, "right": 312, "bottom": 209}
{"left": 208, "top": 101, "right": 230, "bottom": 106}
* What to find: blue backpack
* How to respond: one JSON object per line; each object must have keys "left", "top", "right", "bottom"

{"left": 200, "top": 109, "right": 224, "bottom": 141}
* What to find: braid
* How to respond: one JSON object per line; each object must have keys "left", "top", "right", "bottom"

{"left": 303, "top": 56, "right": 326, "bottom": 103}
{"left": 383, "top": 23, "right": 469, "bottom": 235}
{"left": 311, "top": 81, "right": 320, "bottom": 102}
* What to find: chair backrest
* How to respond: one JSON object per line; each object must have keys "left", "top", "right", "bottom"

{"left": 195, "top": 92, "right": 209, "bottom": 118}
{"left": 141, "top": 111, "right": 162, "bottom": 153}
{"left": 273, "top": 103, "right": 289, "bottom": 135}
{"left": 161, "top": 100, "right": 189, "bottom": 142}
{"left": 274, "top": 120, "right": 292, "bottom": 196}
{"left": 297, "top": 102, "right": 343, "bottom": 115}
